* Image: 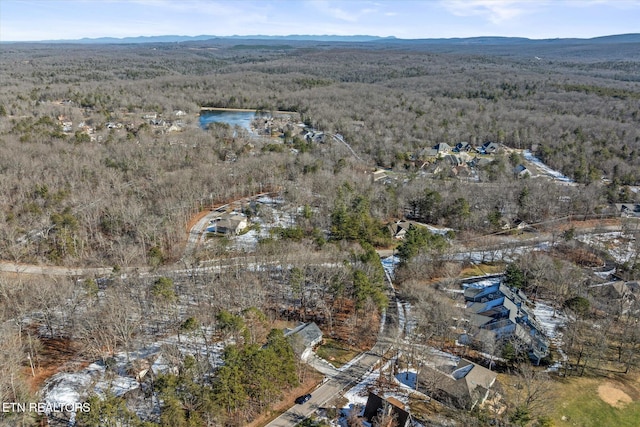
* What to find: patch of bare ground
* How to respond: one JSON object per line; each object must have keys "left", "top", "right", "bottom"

{"left": 598, "top": 383, "right": 633, "bottom": 408}
{"left": 552, "top": 243, "right": 604, "bottom": 267}
{"left": 598, "top": 372, "right": 640, "bottom": 404}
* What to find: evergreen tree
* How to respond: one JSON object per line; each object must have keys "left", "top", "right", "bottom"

{"left": 504, "top": 263, "right": 526, "bottom": 289}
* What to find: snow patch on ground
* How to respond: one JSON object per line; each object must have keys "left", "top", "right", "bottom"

{"left": 256, "top": 195, "right": 284, "bottom": 205}
{"left": 42, "top": 335, "right": 227, "bottom": 412}
{"left": 341, "top": 360, "right": 411, "bottom": 411}
{"left": 462, "top": 276, "right": 502, "bottom": 290}
{"left": 523, "top": 150, "right": 574, "bottom": 183}
{"left": 43, "top": 364, "right": 103, "bottom": 407}
{"left": 342, "top": 368, "right": 379, "bottom": 407}
{"left": 533, "top": 301, "right": 569, "bottom": 371}
{"left": 380, "top": 255, "right": 399, "bottom": 279}
{"left": 396, "top": 370, "right": 418, "bottom": 389}
{"left": 577, "top": 232, "right": 636, "bottom": 264}
{"left": 594, "top": 268, "right": 616, "bottom": 279}
{"left": 207, "top": 201, "right": 301, "bottom": 252}
{"left": 424, "top": 224, "right": 453, "bottom": 236}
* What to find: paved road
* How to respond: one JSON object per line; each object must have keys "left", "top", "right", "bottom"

{"left": 0, "top": 261, "right": 119, "bottom": 276}
{"left": 266, "top": 269, "right": 401, "bottom": 427}
{"left": 0, "top": 218, "right": 626, "bottom": 279}
{"left": 266, "top": 347, "right": 391, "bottom": 427}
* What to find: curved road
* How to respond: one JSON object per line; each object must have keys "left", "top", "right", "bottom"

{"left": 0, "top": 214, "right": 626, "bottom": 278}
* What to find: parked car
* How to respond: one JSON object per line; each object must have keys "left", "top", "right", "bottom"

{"left": 295, "top": 393, "right": 312, "bottom": 404}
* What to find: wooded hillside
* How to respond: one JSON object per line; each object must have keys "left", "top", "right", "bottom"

{"left": 1, "top": 37, "right": 640, "bottom": 427}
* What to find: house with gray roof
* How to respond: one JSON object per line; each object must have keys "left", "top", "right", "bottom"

{"left": 419, "top": 142, "right": 452, "bottom": 158}
{"left": 207, "top": 212, "right": 248, "bottom": 235}
{"left": 615, "top": 203, "right": 640, "bottom": 218}
{"left": 477, "top": 141, "right": 501, "bottom": 155}
{"left": 464, "top": 281, "right": 550, "bottom": 364}
{"left": 454, "top": 141, "right": 472, "bottom": 152}
{"left": 417, "top": 358, "right": 497, "bottom": 410}
{"left": 388, "top": 220, "right": 425, "bottom": 240}
{"left": 285, "top": 322, "right": 323, "bottom": 361}
{"left": 468, "top": 156, "right": 494, "bottom": 168}
{"left": 514, "top": 164, "right": 531, "bottom": 178}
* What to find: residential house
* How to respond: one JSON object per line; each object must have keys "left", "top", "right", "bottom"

{"left": 477, "top": 141, "right": 501, "bottom": 155}
{"left": 363, "top": 392, "right": 412, "bottom": 427}
{"left": 106, "top": 122, "right": 122, "bottom": 129}
{"left": 514, "top": 164, "right": 531, "bottom": 178}
{"left": 468, "top": 156, "right": 494, "bottom": 168}
{"left": 452, "top": 165, "right": 474, "bottom": 179}
{"left": 444, "top": 154, "right": 463, "bottom": 167}
{"left": 454, "top": 141, "right": 472, "bottom": 152}
{"left": 433, "top": 143, "right": 452, "bottom": 155}
{"left": 388, "top": 220, "right": 424, "bottom": 240}
{"left": 417, "top": 358, "right": 497, "bottom": 411}
{"left": 512, "top": 219, "right": 529, "bottom": 230}
{"left": 464, "top": 282, "right": 550, "bottom": 364}
{"left": 208, "top": 212, "right": 248, "bottom": 235}
{"left": 419, "top": 142, "right": 452, "bottom": 158}
{"left": 615, "top": 203, "right": 640, "bottom": 218}
{"left": 285, "top": 322, "right": 323, "bottom": 361}
{"left": 304, "top": 130, "right": 325, "bottom": 144}
{"left": 168, "top": 123, "right": 184, "bottom": 133}
{"left": 597, "top": 281, "right": 640, "bottom": 315}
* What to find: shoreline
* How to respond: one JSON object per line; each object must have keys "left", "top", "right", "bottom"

{"left": 199, "top": 107, "right": 295, "bottom": 115}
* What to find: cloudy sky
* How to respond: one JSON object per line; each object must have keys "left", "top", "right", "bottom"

{"left": 1, "top": 0, "right": 638, "bottom": 42}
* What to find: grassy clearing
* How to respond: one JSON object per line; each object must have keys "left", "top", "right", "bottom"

{"left": 459, "top": 263, "right": 505, "bottom": 278}
{"left": 316, "top": 338, "right": 360, "bottom": 368}
{"left": 552, "top": 376, "right": 640, "bottom": 427}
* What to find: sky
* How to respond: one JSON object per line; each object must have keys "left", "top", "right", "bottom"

{"left": 0, "top": 0, "right": 639, "bottom": 42}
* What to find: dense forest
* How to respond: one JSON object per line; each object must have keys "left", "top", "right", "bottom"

{"left": 0, "top": 37, "right": 638, "bottom": 265}
{"left": 1, "top": 36, "right": 640, "bottom": 426}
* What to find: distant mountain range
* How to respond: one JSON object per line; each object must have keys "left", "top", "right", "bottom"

{"left": 12, "top": 33, "right": 640, "bottom": 45}
{"left": 30, "top": 34, "right": 396, "bottom": 44}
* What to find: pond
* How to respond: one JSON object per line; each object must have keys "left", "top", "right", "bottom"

{"left": 199, "top": 110, "right": 256, "bottom": 131}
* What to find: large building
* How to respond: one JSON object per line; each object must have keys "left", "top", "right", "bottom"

{"left": 464, "top": 281, "right": 550, "bottom": 364}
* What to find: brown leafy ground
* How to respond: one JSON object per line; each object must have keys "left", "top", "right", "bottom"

{"left": 25, "top": 336, "right": 84, "bottom": 393}
{"left": 250, "top": 369, "right": 324, "bottom": 427}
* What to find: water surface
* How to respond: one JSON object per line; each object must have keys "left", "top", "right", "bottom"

{"left": 199, "top": 110, "right": 255, "bottom": 130}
